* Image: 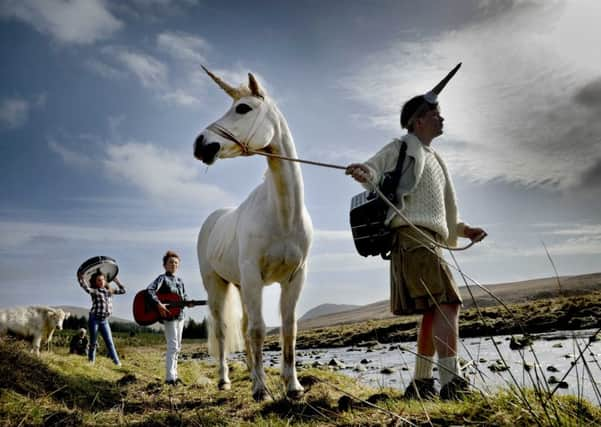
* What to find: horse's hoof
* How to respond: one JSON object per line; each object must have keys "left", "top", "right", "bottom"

{"left": 218, "top": 380, "right": 231, "bottom": 390}
{"left": 286, "top": 389, "right": 304, "bottom": 400}
{"left": 252, "top": 390, "right": 267, "bottom": 401}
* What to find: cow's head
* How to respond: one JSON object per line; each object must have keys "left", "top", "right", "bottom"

{"left": 50, "top": 309, "right": 69, "bottom": 330}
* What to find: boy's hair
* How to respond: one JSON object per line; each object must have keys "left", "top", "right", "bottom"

{"left": 89, "top": 270, "right": 105, "bottom": 288}
{"left": 163, "top": 250, "right": 180, "bottom": 266}
{"left": 400, "top": 95, "right": 438, "bottom": 132}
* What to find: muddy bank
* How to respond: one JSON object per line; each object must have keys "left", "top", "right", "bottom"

{"left": 266, "top": 291, "right": 601, "bottom": 350}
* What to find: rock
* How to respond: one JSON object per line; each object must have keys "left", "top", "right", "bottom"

{"left": 338, "top": 395, "right": 353, "bottom": 411}
{"left": 567, "top": 316, "right": 596, "bottom": 329}
{"left": 353, "top": 365, "right": 366, "bottom": 372}
{"left": 547, "top": 365, "right": 559, "bottom": 372}
{"left": 360, "top": 359, "right": 371, "bottom": 365}
{"left": 479, "top": 358, "right": 487, "bottom": 363}
{"left": 548, "top": 375, "right": 560, "bottom": 384}
{"left": 117, "top": 374, "right": 137, "bottom": 386}
{"left": 357, "top": 340, "right": 379, "bottom": 348}
{"left": 312, "top": 360, "right": 324, "bottom": 368}
{"left": 401, "top": 367, "right": 409, "bottom": 371}
{"left": 523, "top": 363, "right": 533, "bottom": 372}
{"left": 552, "top": 343, "right": 563, "bottom": 348}
{"left": 509, "top": 335, "right": 533, "bottom": 350}
{"left": 488, "top": 362, "right": 509, "bottom": 372}
{"left": 328, "top": 357, "right": 344, "bottom": 367}
{"left": 367, "top": 393, "right": 389, "bottom": 404}
{"left": 380, "top": 367, "right": 395, "bottom": 375}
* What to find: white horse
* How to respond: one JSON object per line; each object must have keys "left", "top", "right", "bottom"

{"left": 194, "top": 67, "right": 312, "bottom": 401}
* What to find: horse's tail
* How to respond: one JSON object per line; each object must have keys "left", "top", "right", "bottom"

{"left": 207, "top": 283, "right": 244, "bottom": 357}
{"left": 198, "top": 208, "right": 244, "bottom": 358}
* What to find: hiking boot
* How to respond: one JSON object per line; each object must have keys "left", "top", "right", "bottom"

{"left": 403, "top": 378, "right": 437, "bottom": 400}
{"left": 440, "top": 376, "right": 471, "bottom": 400}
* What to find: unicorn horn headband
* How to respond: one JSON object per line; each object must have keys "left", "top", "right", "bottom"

{"left": 406, "top": 62, "right": 461, "bottom": 128}
{"left": 424, "top": 62, "right": 461, "bottom": 104}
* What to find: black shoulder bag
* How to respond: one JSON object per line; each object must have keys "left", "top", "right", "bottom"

{"left": 349, "top": 141, "right": 407, "bottom": 259}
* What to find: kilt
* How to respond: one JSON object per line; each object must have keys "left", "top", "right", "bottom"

{"left": 390, "top": 226, "right": 462, "bottom": 315}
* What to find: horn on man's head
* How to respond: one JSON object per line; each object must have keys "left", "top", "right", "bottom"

{"left": 201, "top": 65, "right": 240, "bottom": 99}
{"left": 423, "top": 62, "right": 462, "bottom": 104}
{"left": 402, "top": 62, "right": 462, "bottom": 129}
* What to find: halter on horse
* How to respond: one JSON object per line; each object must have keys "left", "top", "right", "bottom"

{"left": 194, "top": 68, "right": 313, "bottom": 401}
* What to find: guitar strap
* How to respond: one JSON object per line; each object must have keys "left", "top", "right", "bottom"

{"left": 380, "top": 140, "right": 408, "bottom": 203}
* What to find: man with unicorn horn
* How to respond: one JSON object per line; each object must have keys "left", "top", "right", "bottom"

{"left": 346, "top": 63, "right": 487, "bottom": 400}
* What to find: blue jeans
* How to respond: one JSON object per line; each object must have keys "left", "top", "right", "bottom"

{"left": 88, "top": 313, "right": 120, "bottom": 365}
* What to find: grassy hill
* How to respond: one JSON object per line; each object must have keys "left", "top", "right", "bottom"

{"left": 297, "top": 272, "right": 601, "bottom": 331}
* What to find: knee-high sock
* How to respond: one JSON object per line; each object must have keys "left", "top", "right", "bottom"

{"left": 439, "top": 356, "right": 459, "bottom": 386}
{"left": 414, "top": 354, "right": 434, "bottom": 379}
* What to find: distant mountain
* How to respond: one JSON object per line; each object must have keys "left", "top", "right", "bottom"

{"left": 299, "top": 303, "right": 360, "bottom": 322}
{"left": 297, "top": 272, "right": 601, "bottom": 331}
{"left": 54, "top": 306, "right": 134, "bottom": 325}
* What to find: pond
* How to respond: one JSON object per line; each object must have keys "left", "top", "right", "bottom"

{"left": 263, "top": 329, "right": 601, "bottom": 405}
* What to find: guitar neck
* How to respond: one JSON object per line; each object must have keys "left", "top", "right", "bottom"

{"left": 166, "top": 300, "right": 207, "bottom": 308}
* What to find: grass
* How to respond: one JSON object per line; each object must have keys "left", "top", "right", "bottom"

{"left": 1, "top": 337, "right": 600, "bottom": 426}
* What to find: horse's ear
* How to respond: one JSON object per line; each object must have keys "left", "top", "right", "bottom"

{"left": 248, "top": 73, "right": 264, "bottom": 98}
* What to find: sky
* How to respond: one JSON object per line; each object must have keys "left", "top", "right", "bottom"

{"left": 1, "top": 0, "right": 600, "bottom": 326}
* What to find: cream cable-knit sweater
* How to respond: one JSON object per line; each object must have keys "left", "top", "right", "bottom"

{"left": 362, "top": 133, "right": 467, "bottom": 247}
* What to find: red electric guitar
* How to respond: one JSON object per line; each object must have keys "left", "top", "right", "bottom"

{"left": 132, "top": 290, "right": 207, "bottom": 326}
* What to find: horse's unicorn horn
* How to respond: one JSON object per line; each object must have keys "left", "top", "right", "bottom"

{"left": 201, "top": 65, "right": 240, "bottom": 99}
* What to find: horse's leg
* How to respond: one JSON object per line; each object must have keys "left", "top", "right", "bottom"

{"left": 241, "top": 309, "right": 252, "bottom": 371}
{"left": 205, "top": 272, "right": 233, "bottom": 390}
{"left": 239, "top": 267, "right": 267, "bottom": 401}
{"left": 280, "top": 266, "right": 305, "bottom": 399}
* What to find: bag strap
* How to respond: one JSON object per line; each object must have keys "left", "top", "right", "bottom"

{"left": 380, "top": 140, "right": 408, "bottom": 203}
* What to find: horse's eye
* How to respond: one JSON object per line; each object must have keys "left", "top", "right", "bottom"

{"left": 235, "top": 103, "right": 253, "bottom": 114}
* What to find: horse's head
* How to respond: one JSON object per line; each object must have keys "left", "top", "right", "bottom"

{"left": 194, "top": 67, "right": 276, "bottom": 165}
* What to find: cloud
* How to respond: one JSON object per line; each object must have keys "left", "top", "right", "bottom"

{"left": 84, "top": 58, "right": 127, "bottom": 80}
{"left": 48, "top": 139, "right": 93, "bottom": 168}
{"left": 0, "top": 219, "right": 199, "bottom": 249}
{"left": 161, "top": 89, "right": 201, "bottom": 107}
{"left": 109, "top": 47, "right": 168, "bottom": 89}
{"left": 0, "top": 94, "right": 46, "bottom": 130}
{"left": 157, "top": 31, "right": 209, "bottom": 64}
{"left": 308, "top": 251, "right": 382, "bottom": 273}
{"left": 342, "top": 1, "right": 601, "bottom": 192}
{"left": 0, "top": 97, "right": 28, "bottom": 129}
{"left": 113, "top": 0, "right": 200, "bottom": 20}
{"left": 103, "top": 142, "right": 234, "bottom": 208}
{"left": 573, "top": 78, "right": 601, "bottom": 110}
{"left": 0, "top": 0, "right": 122, "bottom": 44}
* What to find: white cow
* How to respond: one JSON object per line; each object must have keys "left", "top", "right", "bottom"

{"left": 0, "top": 306, "right": 70, "bottom": 355}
